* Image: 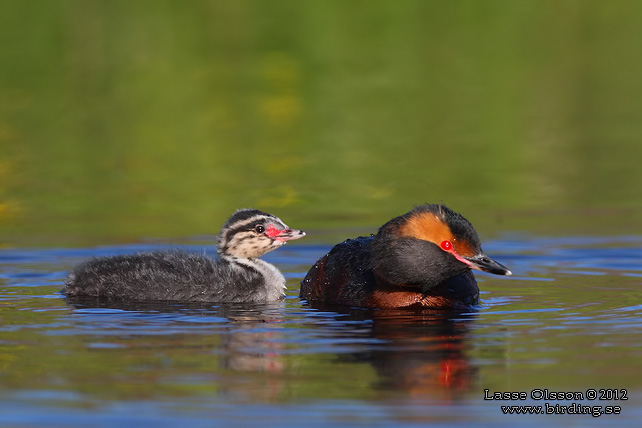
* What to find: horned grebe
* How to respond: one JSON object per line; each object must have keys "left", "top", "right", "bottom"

{"left": 300, "top": 204, "right": 510, "bottom": 309}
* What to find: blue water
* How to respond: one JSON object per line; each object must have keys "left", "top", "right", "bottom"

{"left": 1, "top": 234, "right": 642, "bottom": 427}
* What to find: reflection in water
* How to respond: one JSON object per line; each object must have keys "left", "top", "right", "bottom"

{"left": 64, "top": 297, "right": 289, "bottom": 401}
{"left": 64, "top": 296, "right": 477, "bottom": 402}
{"left": 304, "top": 303, "right": 478, "bottom": 400}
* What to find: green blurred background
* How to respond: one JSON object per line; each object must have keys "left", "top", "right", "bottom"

{"left": 2, "top": 0, "right": 642, "bottom": 246}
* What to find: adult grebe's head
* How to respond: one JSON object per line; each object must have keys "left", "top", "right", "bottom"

{"left": 371, "top": 204, "right": 510, "bottom": 292}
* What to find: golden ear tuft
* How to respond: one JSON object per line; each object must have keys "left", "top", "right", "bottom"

{"left": 399, "top": 212, "right": 454, "bottom": 244}
{"left": 399, "top": 211, "right": 476, "bottom": 257}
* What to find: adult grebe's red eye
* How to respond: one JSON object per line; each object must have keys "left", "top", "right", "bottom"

{"left": 440, "top": 240, "right": 453, "bottom": 251}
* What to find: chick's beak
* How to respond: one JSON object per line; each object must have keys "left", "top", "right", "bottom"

{"left": 274, "top": 228, "right": 306, "bottom": 242}
{"left": 463, "top": 254, "right": 512, "bottom": 276}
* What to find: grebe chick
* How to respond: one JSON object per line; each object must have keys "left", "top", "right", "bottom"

{"left": 300, "top": 204, "right": 510, "bottom": 310}
{"left": 62, "top": 209, "right": 305, "bottom": 303}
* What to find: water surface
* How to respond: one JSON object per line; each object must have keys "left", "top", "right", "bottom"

{"left": 1, "top": 234, "right": 641, "bottom": 427}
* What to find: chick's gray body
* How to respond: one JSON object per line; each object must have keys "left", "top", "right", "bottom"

{"left": 62, "top": 209, "right": 304, "bottom": 303}
{"left": 64, "top": 250, "right": 284, "bottom": 303}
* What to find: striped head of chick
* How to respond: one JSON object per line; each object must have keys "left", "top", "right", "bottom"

{"left": 217, "top": 209, "right": 305, "bottom": 259}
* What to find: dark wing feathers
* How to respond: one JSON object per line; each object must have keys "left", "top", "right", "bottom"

{"left": 300, "top": 236, "right": 376, "bottom": 306}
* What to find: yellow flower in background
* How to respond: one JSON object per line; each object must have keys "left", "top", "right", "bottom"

{"left": 259, "top": 52, "right": 302, "bottom": 129}
{"left": 260, "top": 94, "right": 301, "bottom": 129}
{"left": 257, "top": 185, "right": 301, "bottom": 208}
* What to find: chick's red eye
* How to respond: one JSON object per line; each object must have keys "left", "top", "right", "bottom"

{"left": 440, "top": 240, "right": 453, "bottom": 251}
{"left": 255, "top": 225, "right": 265, "bottom": 233}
